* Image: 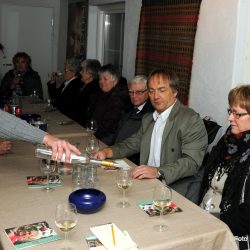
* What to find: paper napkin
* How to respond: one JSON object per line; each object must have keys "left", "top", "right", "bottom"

{"left": 90, "top": 223, "right": 137, "bottom": 250}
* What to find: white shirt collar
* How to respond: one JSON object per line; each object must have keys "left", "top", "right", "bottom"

{"left": 62, "top": 77, "right": 77, "bottom": 92}
{"left": 152, "top": 101, "right": 176, "bottom": 122}
{"left": 136, "top": 101, "right": 147, "bottom": 112}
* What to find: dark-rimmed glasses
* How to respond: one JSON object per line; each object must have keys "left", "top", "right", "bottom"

{"left": 128, "top": 90, "right": 147, "bottom": 96}
{"left": 227, "top": 108, "right": 249, "bottom": 119}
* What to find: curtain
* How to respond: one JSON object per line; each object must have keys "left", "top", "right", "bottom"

{"left": 135, "top": 0, "right": 202, "bottom": 104}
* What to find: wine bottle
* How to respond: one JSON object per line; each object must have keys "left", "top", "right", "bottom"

{"left": 35, "top": 146, "right": 120, "bottom": 168}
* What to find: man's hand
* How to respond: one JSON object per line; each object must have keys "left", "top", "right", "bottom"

{"left": 43, "top": 135, "right": 81, "bottom": 162}
{"left": 93, "top": 147, "right": 113, "bottom": 160}
{"left": 132, "top": 165, "right": 159, "bottom": 179}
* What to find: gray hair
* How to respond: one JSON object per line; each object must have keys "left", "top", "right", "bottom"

{"left": 129, "top": 75, "right": 147, "bottom": 89}
{"left": 99, "top": 64, "right": 121, "bottom": 82}
{"left": 81, "top": 59, "right": 101, "bottom": 79}
{"left": 64, "top": 58, "right": 81, "bottom": 74}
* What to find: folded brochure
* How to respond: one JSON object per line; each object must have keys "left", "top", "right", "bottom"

{"left": 137, "top": 199, "right": 182, "bottom": 216}
{"left": 89, "top": 223, "right": 137, "bottom": 250}
{"left": 27, "top": 175, "right": 62, "bottom": 188}
{"left": 5, "top": 221, "right": 60, "bottom": 249}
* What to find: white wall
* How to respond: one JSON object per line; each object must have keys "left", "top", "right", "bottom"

{"left": 87, "top": 0, "right": 141, "bottom": 82}
{"left": 0, "top": 0, "right": 67, "bottom": 71}
{"left": 190, "top": 0, "right": 250, "bottom": 128}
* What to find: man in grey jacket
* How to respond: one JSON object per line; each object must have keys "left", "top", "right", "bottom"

{"left": 95, "top": 69, "right": 208, "bottom": 195}
{"left": 0, "top": 109, "right": 80, "bottom": 160}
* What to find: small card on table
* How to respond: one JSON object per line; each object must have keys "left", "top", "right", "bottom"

{"left": 5, "top": 221, "right": 60, "bottom": 249}
{"left": 137, "top": 199, "right": 182, "bottom": 217}
{"left": 26, "top": 175, "right": 62, "bottom": 188}
{"left": 85, "top": 234, "right": 106, "bottom": 250}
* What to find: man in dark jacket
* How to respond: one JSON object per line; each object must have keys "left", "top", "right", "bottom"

{"left": 114, "top": 75, "right": 154, "bottom": 164}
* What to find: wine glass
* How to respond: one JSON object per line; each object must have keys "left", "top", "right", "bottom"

{"left": 116, "top": 168, "right": 132, "bottom": 208}
{"left": 153, "top": 184, "right": 172, "bottom": 232}
{"left": 86, "top": 119, "right": 98, "bottom": 136}
{"left": 40, "top": 159, "right": 56, "bottom": 192}
{"left": 55, "top": 203, "right": 78, "bottom": 250}
{"left": 85, "top": 137, "right": 100, "bottom": 157}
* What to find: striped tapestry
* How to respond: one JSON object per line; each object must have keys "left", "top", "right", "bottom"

{"left": 135, "top": 0, "right": 202, "bottom": 104}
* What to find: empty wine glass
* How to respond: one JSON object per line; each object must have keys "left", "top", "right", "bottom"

{"left": 153, "top": 184, "right": 172, "bottom": 232}
{"left": 86, "top": 119, "right": 98, "bottom": 136}
{"left": 116, "top": 168, "right": 132, "bottom": 208}
{"left": 40, "top": 159, "right": 56, "bottom": 192}
{"left": 55, "top": 202, "right": 78, "bottom": 250}
{"left": 85, "top": 137, "right": 100, "bottom": 157}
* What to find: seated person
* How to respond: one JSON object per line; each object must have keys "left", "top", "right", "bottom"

{"left": 0, "top": 52, "right": 43, "bottom": 100}
{"left": 94, "top": 69, "right": 208, "bottom": 196}
{"left": 47, "top": 58, "right": 82, "bottom": 121}
{"left": 114, "top": 75, "right": 154, "bottom": 164}
{"left": 76, "top": 59, "right": 101, "bottom": 125}
{"left": 87, "top": 64, "right": 130, "bottom": 145}
{"left": 199, "top": 84, "right": 250, "bottom": 250}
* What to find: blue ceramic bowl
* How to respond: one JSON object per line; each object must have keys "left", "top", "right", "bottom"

{"left": 20, "top": 113, "right": 41, "bottom": 124}
{"left": 69, "top": 188, "right": 106, "bottom": 214}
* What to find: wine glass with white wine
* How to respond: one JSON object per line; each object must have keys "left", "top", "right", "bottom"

{"left": 153, "top": 184, "right": 172, "bottom": 232}
{"left": 116, "top": 168, "right": 132, "bottom": 208}
{"left": 55, "top": 202, "right": 78, "bottom": 250}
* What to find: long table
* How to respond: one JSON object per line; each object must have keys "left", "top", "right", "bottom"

{"left": 0, "top": 102, "right": 238, "bottom": 250}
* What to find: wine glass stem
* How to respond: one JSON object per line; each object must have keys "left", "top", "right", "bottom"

{"left": 160, "top": 210, "right": 163, "bottom": 226}
{"left": 64, "top": 232, "right": 69, "bottom": 250}
{"left": 64, "top": 231, "right": 69, "bottom": 241}
{"left": 122, "top": 189, "right": 126, "bottom": 205}
{"left": 46, "top": 173, "right": 50, "bottom": 190}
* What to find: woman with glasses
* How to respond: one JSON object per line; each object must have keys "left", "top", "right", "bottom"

{"left": 47, "top": 58, "right": 82, "bottom": 121}
{"left": 199, "top": 84, "right": 250, "bottom": 249}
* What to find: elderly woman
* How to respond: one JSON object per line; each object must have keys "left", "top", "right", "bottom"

{"left": 0, "top": 52, "right": 43, "bottom": 100}
{"left": 199, "top": 84, "right": 250, "bottom": 249}
{"left": 87, "top": 64, "right": 130, "bottom": 145}
{"left": 76, "top": 59, "right": 101, "bottom": 125}
{"left": 47, "top": 58, "right": 82, "bottom": 121}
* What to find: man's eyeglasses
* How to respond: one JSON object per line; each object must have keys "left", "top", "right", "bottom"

{"left": 128, "top": 90, "right": 147, "bottom": 96}
{"left": 227, "top": 108, "right": 249, "bottom": 119}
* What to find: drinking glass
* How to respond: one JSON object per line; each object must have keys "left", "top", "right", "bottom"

{"left": 40, "top": 159, "right": 56, "bottom": 192}
{"left": 116, "top": 168, "right": 132, "bottom": 208}
{"left": 86, "top": 119, "right": 98, "bottom": 136}
{"left": 153, "top": 184, "right": 172, "bottom": 232}
{"left": 55, "top": 203, "right": 78, "bottom": 250}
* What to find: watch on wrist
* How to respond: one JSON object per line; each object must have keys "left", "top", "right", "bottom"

{"left": 157, "top": 169, "right": 165, "bottom": 181}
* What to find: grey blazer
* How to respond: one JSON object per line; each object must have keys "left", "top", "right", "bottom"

{"left": 111, "top": 100, "right": 208, "bottom": 195}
